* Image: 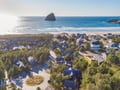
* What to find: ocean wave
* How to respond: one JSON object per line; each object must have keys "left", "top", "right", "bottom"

{"left": 36, "top": 27, "right": 120, "bottom": 31}
{"left": 13, "top": 26, "right": 120, "bottom": 34}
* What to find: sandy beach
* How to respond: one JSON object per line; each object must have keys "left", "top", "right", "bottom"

{"left": 86, "top": 31, "right": 120, "bottom": 35}
{"left": 1, "top": 31, "right": 120, "bottom": 38}
{"left": 52, "top": 31, "right": 120, "bottom": 38}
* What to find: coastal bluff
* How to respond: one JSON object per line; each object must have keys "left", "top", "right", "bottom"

{"left": 107, "top": 19, "right": 120, "bottom": 24}
{"left": 45, "top": 13, "right": 56, "bottom": 21}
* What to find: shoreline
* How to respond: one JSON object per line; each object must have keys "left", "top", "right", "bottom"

{"left": 1, "top": 31, "right": 120, "bottom": 37}
{"left": 85, "top": 31, "right": 120, "bottom": 35}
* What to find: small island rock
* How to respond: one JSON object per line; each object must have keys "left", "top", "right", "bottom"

{"left": 107, "top": 19, "right": 120, "bottom": 24}
{"left": 45, "top": 13, "right": 56, "bottom": 21}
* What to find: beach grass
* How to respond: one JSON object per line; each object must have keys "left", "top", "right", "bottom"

{"left": 26, "top": 75, "right": 44, "bottom": 86}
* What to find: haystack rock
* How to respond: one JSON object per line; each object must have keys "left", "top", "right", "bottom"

{"left": 107, "top": 19, "right": 120, "bottom": 24}
{"left": 45, "top": 13, "right": 56, "bottom": 21}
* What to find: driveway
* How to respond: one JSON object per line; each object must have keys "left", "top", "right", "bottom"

{"left": 22, "top": 70, "right": 50, "bottom": 90}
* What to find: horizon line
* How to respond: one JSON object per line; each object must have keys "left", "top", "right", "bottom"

{"left": 19, "top": 15, "right": 120, "bottom": 17}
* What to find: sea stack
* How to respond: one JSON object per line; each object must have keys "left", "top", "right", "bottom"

{"left": 107, "top": 19, "right": 120, "bottom": 24}
{"left": 45, "top": 13, "right": 56, "bottom": 21}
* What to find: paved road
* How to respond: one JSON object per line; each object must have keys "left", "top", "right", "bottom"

{"left": 22, "top": 70, "right": 50, "bottom": 90}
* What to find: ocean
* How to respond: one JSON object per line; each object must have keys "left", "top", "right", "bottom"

{"left": 4, "top": 16, "right": 120, "bottom": 34}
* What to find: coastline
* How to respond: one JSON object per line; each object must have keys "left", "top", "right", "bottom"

{"left": 86, "top": 31, "right": 120, "bottom": 35}
{"left": 1, "top": 31, "right": 120, "bottom": 37}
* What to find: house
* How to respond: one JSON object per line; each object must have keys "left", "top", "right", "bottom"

{"left": 56, "top": 36, "right": 64, "bottom": 42}
{"left": 1, "top": 47, "right": 9, "bottom": 51}
{"left": 56, "top": 58, "right": 65, "bottom": 65}
{"left": 111, "top": 44, "right": 119, "bottom": 49}
{"left": 28, "top": 56, "right": 37, "bottom": 65}
{"left": 76, "top": 38, "right": 84, "bottom": 45}
{"left": 90, "top": 35, "right": 102, "bottom": 40}
{"left": 113, "top": 34, "right": 120, "bottom": 37}
{"left": 92, "top": 54, "right": 105, "bottom": 65}
{"left": 104, "top": 45, "right": 111, "bottom": 50}
{"left": 77, "top": 53, "right": 82, "bottom": 58}
{"left": 26, "top": 45, "right": 31, "bottom": 50}
{"left": 62, "top": 43, "right": 68, "bottom": 49}
{"left": 65, "top": 61, "right": 72, "bottom": 68}
{"left": 118, "top": 43, "right": 120, "bottom": 48}
{"left": 0, "top": 80, "right": 5, "bottom": 87}
{"left": 64, "top": 80, "right": 79, "bottom": 90}
{"left": 101, "top": 53, "right": 107, "bottom": 61}
{"left": 107, "top": 39, "right": 112, "bottom": 44}
{"left": 80, "top": 34, "right": 87, "bottom": 38}
{"left": 91, "top": 41, "right": 100, "bottom": 51}
{"left": 107, "top": 33, "right": 113, "bottom": 37}
{"left": 80, "top": 44, "right": 87, "bottom": 49}
{"left": 13, "top": 45, "right": 26, "bottom": 51}
{"left": 52, "top": 42, "right": 58, "bottom": 47}
{"left": 63, "top": 68, "right": 81, "bottom": 80}
{"left": 13, "top": 46, "right": 19, "bottom": 51}
{"left": 76, "top": 33, "right": 81, "bottom": 38}
{"left": 106, "top": 52, "right": 116, "bottom": 56}
{"left": 15, "top": 59, "right": 25, "bottom": 68}
{"left": 70, "top": 34, "right": 76, "bottom": 38}
{"left": 61, "top": 51, "right": 74, "bottom": 57}
{"left": 58, "top": 43, "right": 68, "bottom": 51}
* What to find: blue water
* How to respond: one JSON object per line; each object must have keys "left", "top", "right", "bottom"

{"left": 13, "top": 16, "right": 120, "bottom": 34}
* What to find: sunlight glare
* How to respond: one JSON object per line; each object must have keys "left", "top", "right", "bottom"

{"left": 0, "top": 13, "right": 18, "bottom": 34}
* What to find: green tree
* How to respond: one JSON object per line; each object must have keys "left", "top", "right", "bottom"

{"left": 112, "top": 36, "right": 120, "bottom": 44}
{"left": 36, "top": 87, "right": 41, "bottom": 90}
{"left": 85, "top": 36, "right": 89, "bottom": 41}
{"left": 95, "top": 74, "right": 112, "bottom": 90}
{"left": 111, "top": 71, "right": 120, "bottom": 90}
{"left": 64, "top": 54, "right": 71, "bottom": 61}
{"left": 0, "top": 60, "right": 5, "bottom": 79}
{"left": 107, "top": 54, "right": 119, "bottom": 65}
{"left": 86, "top": 83, "right": 97, "bottom": 90}
{"left": 87, "top": 67, "right": 97, "bottom": 76}
{"left": 97, "top": 63, "right": 110, "bottom": 74}
{"left": 73, "top": 58, "right": 88, "bottom": 71}
{"left": 12, "top": 87, "right": 17, "bottom": 90}
{"left": 99, "top": 42, "right": 106, "bottom": 52}
{"left": 116, "top": 50, "right": 120, "bottom": 61}
{"left": 8, "top": 65, "right": 21, "bottom": 78}
{"left": 107, "top": 48, "right": 115, "bottom": 54}
{"left": 84, "top": 42, "right": 91, "bottom": 51}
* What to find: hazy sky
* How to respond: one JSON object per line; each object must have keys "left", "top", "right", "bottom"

{"left": 0, "top": 0, "right": 120, "bottom": 16}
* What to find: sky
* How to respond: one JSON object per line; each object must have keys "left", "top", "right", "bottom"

{"left": 0, "top": 0, "right": 120, "bottom": 16}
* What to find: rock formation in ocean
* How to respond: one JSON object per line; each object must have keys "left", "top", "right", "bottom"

{"left": 45, "top": 13, "right": 56, "bottom": 21}
{"left": 107, "top": 19, "right": 120, "bottom": 24}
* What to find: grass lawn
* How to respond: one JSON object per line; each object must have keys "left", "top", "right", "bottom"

{"left": 26, "top": 75, "right": 44, "bottom": 86}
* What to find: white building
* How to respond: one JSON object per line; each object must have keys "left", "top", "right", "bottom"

{"left": 91, "top": 41, "right": 100, "bottom": 51}
{"left": 28, "top": 56, "right": 37, "bottom": 65}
